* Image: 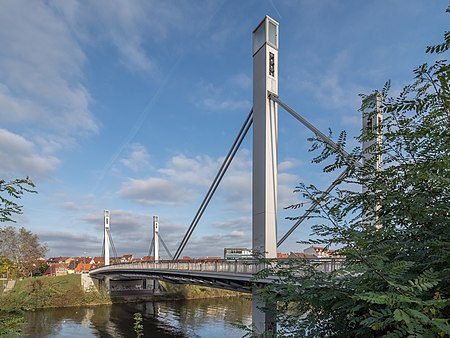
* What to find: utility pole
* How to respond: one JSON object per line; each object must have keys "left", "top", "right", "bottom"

{"left": 252, "top": 15, "right": 279, "bottom": 336}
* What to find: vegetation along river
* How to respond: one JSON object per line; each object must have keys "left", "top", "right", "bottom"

{"left": 21, "top": 297, "right": 252, "bottom": 337}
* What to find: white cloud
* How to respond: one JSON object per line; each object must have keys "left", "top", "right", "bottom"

{"left": 119, "top": 177, "right": 196, "bottom": 206}
{"left": 0, "top": 0, "right": 99, "bottom": 179}
{"left": 50, "top": 0, "right": 214, "bottom": 74}
{"left": 279, "top": 159, "right": 299, "bottom": 171}
{"left": 120, "top": 143, "right": 151, "bottom": 172}
{"left": 195, "top": 75, "right": 252, "bottom": 112}
{"left": 159, "top": 154, "right": 218, "bottom": 186}
{"left": 231, "top": 73, "right": 252, "bottom": 89}
{"left": 39, "top": 230, "right": 101, "bottom": 257}
{"left": 287, "top": 51, "right": 364, "bottom": 112}
{"left": 118, "top": 154, "right": 221, "bottom": 206}
{"left": 118, "top": 149, "right": 302, "bottom": 219}
{"left": 201, "top": 98, "right": 251, "bottom": 112}
{"left": 212, "top": 216, "right": 251, "bottom": 230}
{"left": 0, "top": 1, "right": 97, "bottom": 136}
{"left": 183, "top": 232, "right": 251, "bottom": 257}
{"left": 0, "top": 129, "right": 60, "bottom": 179}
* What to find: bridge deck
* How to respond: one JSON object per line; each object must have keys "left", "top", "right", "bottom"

{"left": 90, "top": 258, "right": 344, "bottom": 293}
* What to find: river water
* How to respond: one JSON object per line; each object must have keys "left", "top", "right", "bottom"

{"left": 22, "top": 297, "right": 252, "bottom": 337}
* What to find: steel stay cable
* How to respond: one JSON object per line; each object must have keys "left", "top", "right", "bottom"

{"left": 277, "top": 168, "right": 350, "bottom": 247}
{"left": 148, "top": 237, "right": 155, "bottom": 258}
{"left": 269, "top": 94, "right": 361, "bottom": 168}
{"left": 159, "top": 235, "right": 173, "bottom": 260}
{"left": 177, "top": 117, "right": 253, "bottom": 258}
{"left": 108, "top": 229, "right": 119, "bottom": 264}
{"left": 173, "top": 109, "right": 253, "bottom": 259}
{"left": 174, "top": 111, "right": 254, "bottom": 259}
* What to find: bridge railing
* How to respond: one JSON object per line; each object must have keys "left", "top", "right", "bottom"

{"left": 91, "top": 257, "right": 345, "bottom": 275}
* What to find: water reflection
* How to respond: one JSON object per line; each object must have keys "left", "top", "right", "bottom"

{"left": 23, "top": 297, "right": 252, "bottom": 337}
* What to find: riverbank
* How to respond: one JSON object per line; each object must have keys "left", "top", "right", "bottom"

{"left": 0, "top": 274, "right": 111, "bottom": 312}
{"left": 0, "top": 274, "right": 246, "bottom": 312}
{"left": 160, "top": 281, "right": 245, "bottom": 300}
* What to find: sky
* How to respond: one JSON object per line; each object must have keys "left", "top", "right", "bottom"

{"left": 0, "top": 0, "right": 448, "bottom": 259}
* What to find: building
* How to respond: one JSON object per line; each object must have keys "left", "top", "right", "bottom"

{"left": 303, "top": 246, "right": 337, "bottom": 258}
{"left": 288, "top": 252, "right": 316, "bottom": 259}
{"left": 75, "top": 263, "right": 93, "bottom": 273}
{"left": 90, "top": 257, "right": 105, "bottom": 265}
{"left": 120, "top": 254, "right": 133, "bottom": 263}
{"left": 224, "top": 248, "right": 253, "bottom": 259}
{"left": 44, "top": 263, "right": 69, "bottom": 276}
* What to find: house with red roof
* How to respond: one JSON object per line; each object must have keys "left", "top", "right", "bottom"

{"left": 75, "top": 263, "right": 93, "bottom": 273}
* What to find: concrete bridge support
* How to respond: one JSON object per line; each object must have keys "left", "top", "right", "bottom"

{"left": 252, "top": 16, "right": 279, "bottom": 336}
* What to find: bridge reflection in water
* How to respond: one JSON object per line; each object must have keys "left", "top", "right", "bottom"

{"left": 89, "top": 258, "right": 345, "bottom": 294}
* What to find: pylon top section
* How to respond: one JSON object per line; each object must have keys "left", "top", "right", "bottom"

{"left": 253, "top": 16, "right": 279, "bottom": 56}
{"left": 104, "top": 210, "right": 110, "bottom": 229}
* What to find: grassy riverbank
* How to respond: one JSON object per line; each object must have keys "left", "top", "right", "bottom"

{"left": 0, "top": 275, "right": 245, "bottom": 312}
{"left": 160, "top": 281, "right": 245, "bottom": 299}
{"left": 0, "top": 274, "right": 110, "bottom": 312}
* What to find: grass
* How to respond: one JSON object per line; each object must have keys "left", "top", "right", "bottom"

{"left": 0, "top": 275, "right": 245, "bottom": 312}
{"left": 161, "top": 282, "right": 245, "bottom": 299}
{"left": 0, "top": 274, "right": 111, "bottom": 312}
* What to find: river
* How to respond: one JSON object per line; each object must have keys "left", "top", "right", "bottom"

{"left": 21, "top": 297, "right": 252, "bottom": 337}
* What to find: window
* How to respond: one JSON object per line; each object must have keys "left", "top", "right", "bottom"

{"left": 268, "top": 21, "right": 277, "bottom": 47}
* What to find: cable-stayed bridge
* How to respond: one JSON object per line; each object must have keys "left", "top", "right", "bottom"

{"left": 90, "top": 15, "right": 382, "bottom": 336}
{"left": 90, "top": 257, "right": 344, "bottom": 293}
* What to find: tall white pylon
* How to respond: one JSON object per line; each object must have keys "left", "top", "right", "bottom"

{"left": 361, "top": 93, "right": 383, "bottom": 227}
{"left": 153, "top": 215, "right": 159, "bottom": 262}
{"left": 252, "top": 15, "right": 279, "bottom": 260}
{"left": 104, "top": 210, "right": 110, "bottom": 266}
{"left": 252, "top": 15, "right": 279, "bottom": 336}
{"left": 361, "top": 93, "right": 383, "bottom": 180}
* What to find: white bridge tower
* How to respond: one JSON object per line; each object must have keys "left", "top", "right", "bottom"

{"left": 252, "top": 16, "right": 279, "bottom": 335}
{"left": 104, "top": 210, "right": 110, "bottom": 266}
{"left": 153, "top": 215, "right": 159, "bottom": 262}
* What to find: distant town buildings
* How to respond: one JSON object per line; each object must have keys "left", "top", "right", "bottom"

{"left": 43, "top": 245, "right": 340, "bottom": 275}
{"left": 224, "top": 248, "right": 253, "bottom": 259}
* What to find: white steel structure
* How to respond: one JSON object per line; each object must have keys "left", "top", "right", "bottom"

{"left": 361, "top": 93, "right": 383, "bottom": 228}
{"left": 252, "top": 16, "right": 279, "bottom": 336}
{"left": 104, "top": 210, "right": 110, "bottom": 266}
{"left": 361, "top": 93, "right": 383, "bottom": 178}
{"left": 252, "top": 16, "right": 279, "bottom": 260}
{"left": 153, "top": 216, "right": 159, "bottom": 262}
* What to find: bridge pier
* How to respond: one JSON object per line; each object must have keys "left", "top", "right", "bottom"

{"left": 252, "top": 290, "right": 276, "bottom": 337}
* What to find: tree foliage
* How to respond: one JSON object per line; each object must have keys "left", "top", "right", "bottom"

{"left": 256, "top": 12, "right": 450, "bottom": 338}
{"left": 0, "top": 226, "right": 47, "bottom": 277}
{"left": 0, "top": 177, "right": 36, "bottom": 223}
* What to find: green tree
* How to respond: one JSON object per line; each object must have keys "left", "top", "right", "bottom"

{"left": 0, "top": 226, "right": 47, "bottom": 277}
{"left": 0, "top": 177, "right": 36, "bottom": 223}
{"left": 256, "top": 11, "right": 450, "bottom": 338}
{"left": 0, "top": 178, "right": 37, "bottom": 335}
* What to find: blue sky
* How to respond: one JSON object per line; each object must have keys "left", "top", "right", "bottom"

{"left": 0, "top": 0, "right": 448, "bottom": 259}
